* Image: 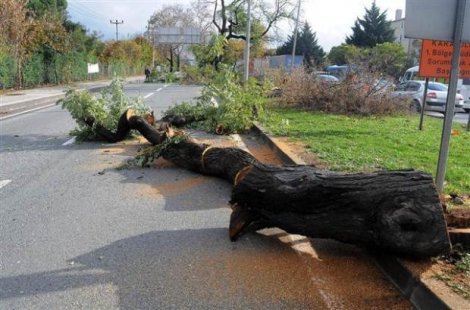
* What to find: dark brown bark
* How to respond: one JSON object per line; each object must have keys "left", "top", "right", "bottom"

{"left": 83, "top": 109, "right": 167, "bottom": 145}
{"left": 161, "top": 141, "right": 257, "bottom": 182}
{"left": 230, "top": 165, "right": 450, "bottom": 258}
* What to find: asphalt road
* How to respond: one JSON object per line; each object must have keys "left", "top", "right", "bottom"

{"left": 0, "top": 82, "right": 410, "bottom": 309}
{"left": 453, "top": 111, "right": 470, "bottom": 125}
{"left": 426, "top": 110, "right": 470, "bottom": 125}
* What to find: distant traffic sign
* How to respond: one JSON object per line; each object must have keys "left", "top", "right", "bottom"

{"left": 419, "top": 40, "right": 470, "bottom": 78}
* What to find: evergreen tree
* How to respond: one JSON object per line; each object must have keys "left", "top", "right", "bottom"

{"left": 345, "top": 1, "right": 395, "bottom": 48}
{"left": 276, "top": 22, "right": 325, "bottom": 68}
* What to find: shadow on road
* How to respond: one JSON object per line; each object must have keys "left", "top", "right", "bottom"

{"left": 0, "top": 228, "right": 338, "bottom": 309}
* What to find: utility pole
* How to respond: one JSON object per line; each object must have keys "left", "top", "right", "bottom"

{"left": 243, "top": 0, "right": 252, "bottom": 82}
{"left": 110, "top": 19, "right": 124, "bottom": 41}
{"left": 291, "top": 0, "right": 301, "bottom": 70}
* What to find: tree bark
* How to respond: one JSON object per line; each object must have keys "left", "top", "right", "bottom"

{"left": 230, "top": 165, "right": 450, "bottom": 258}
{"left": 83, "top": 109, "right": 167, "bottom": 144}
{"left": 82, "top": 110, "right": 451, "bottom": 258}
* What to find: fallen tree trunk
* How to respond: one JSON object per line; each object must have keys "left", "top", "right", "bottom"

{"left": 230, "top": 165, "right": 450, "bottom": 257}
{"left": 82, "top": 110, "right": 451, "bottom": 257}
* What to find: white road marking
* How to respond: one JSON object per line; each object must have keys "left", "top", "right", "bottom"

{"left": 156, "top": 84, "right": 168, "bottom": 92}
{"left": 144, "top": 92, "right": 154, "bottom": 99}
{"left": 0, "top": 180, "right": 12, "bottom": 189}
{"left": 62, "top": 137, "right": 76, "bottom": 146}
{"left": 0, "top": 103, "right": 55, "bottom": 121}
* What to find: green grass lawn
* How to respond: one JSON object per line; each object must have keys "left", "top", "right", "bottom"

{"left": 263, "top": 108, "right": 470, "bottom": 194}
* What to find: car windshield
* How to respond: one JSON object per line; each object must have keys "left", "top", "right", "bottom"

{"left": 427, "top": 83, "right": 448, "bottom": 91}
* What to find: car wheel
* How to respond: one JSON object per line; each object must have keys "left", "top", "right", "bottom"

{"left": 465, "top": 108, "right": 470, "bottom": 113}
{"left": 410, "top": 100, "right": 421, "bottom": 113}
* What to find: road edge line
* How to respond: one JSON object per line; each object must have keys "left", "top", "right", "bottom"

{"left": 0, "top": 103, "right": 56, "bottom": 121}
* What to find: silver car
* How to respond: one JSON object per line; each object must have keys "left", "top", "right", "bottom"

{"left": 393, "top": 81, "right": 464, "bottom": 114}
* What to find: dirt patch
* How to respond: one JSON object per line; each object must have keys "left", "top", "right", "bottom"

{"left": 151, "top": 157, "right": 175, "bottom": 169}
{"left": 274, "top": 136, "right": 326, "bottom": 168}
{"left": 187, "top": 233, "right": 409, "bottom": 309}
{"left": 446, "top": 208, "right": 470, "bottom": 228}
{"left": 80, "top": 159, "right": 122, "bottom": 172}
{"left": 135, "top": 175, "right": 209, "bottom": 198}
{"left": 245, "top": 143, "right": 283, "bottom": 165}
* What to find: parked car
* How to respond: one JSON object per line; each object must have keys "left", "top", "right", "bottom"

{"left": 399, "top": 66, "right": 470, "bottom": 113}
{"left": 463, "top": 99, "right": 470, "bottom": 112}
{"left": 316, "top": 74, "right": 339, "bottom": 83}
{"left": 392, "top": 81, "right": 464, "bottom": 114}
{"left": 371, "top": 78, "right": 395, "bottom": 94}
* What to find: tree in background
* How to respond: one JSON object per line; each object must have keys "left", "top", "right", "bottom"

{"left": 100, "top": 38, "right": 152, "bottom": 77}
{"left": 26, "top": 0, "right": 67, "bottom": 17}
{"left": 345, "top": 1, "right": 395, "bottom": 48}
{"left": 327, "top": 44, "right": 363, "bottom": 65}
{"left": 212, "top": 0, "right": 293, "bottom": 41}
{"left": 367, "top": 42, "right": 407, "bottom": 79}
{"left": 0, "top": 0, "right": 151, "bottom": 89}
{"left": 147, "top": 4, "right": 204, "bottom": 72}
{"left": 0, "top": 0, "right": 43, "bottom": 87}
{"left": 276, "top": 22, "right": 325, "bottom": 68}
{"left": 328, "top": 43, "right": 407, "bottom": 80}
{"left": 208, "top": 0, "right": 294, "bottom": 67}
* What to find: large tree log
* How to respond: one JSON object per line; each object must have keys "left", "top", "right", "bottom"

{"left": 81, "top": 110, "right": 451, "bottom": 257}
{"left": 230, "top": 165, "right": 450, "bottom": 257}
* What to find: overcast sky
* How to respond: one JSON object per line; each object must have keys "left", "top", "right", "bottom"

{"left": 67, "top": 0, "right": 406, "bottom": 52}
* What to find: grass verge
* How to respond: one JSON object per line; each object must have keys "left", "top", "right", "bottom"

{"left": 262, "top": 108, "right": 470, "bottom": 195}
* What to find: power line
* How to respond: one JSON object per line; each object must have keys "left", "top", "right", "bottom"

{"left": 68, "top": 2, "right": 106, "bottom": 22}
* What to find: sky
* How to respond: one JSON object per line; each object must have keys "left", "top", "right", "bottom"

{"left": 67, "top": 0, "right": 406, "bottom": 52}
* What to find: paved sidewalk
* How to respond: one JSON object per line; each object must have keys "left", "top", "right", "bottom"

{"left": 0, "top": 76, "right": 144, "bottom": 120}
{"left": 0, "top": 76, "right": 144, "bottom": 107}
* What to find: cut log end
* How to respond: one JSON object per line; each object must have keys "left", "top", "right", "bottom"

{"left": 375, "top": 198, "right": 451, "bottom": 257}
{"left": 229, "top": 204, "right": 260, "bottom": 241}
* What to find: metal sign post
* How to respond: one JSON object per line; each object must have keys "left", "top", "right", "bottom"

{"left": 467, "top": 110, "right": 470, "bottom": 131}
{"left": 418, "top": 77, "right": 429, "bottom": 130}
{"left": 435, "top": 0, "right": 467, "bottom": 192}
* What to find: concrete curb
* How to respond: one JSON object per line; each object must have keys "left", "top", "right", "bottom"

{"left": 251, "top": 122, "right": 306, "bottom": 165}
{"left": 251, "top": 122, "right": 451, "bottom": 310}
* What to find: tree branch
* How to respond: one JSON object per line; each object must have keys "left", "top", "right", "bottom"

{"left": 212, "top": 0, "right": 222, "bottom": 33}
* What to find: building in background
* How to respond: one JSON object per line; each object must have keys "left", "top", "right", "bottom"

{"left": 390, "top": 9, "right": 421, "bottom": 65}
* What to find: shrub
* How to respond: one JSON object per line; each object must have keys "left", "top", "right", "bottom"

{"left": 268, "top": 67, "right": 408, "bottom": 116}
{"left": 182, "top": 64, "right": 217, "bottom": 85}
{"left": 23, "top": 53, "right": 45, "bottom": 87}
{"left": 164, "top": 65, "right": 271, "bottom": 134}
{"left": 0, "top": 50, "right": 16, "bottom": 88}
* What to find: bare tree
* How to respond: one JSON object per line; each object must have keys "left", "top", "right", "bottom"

{"left": 147, "top": 4, "right": 197, "bottom": 71}
{"left": 148, "top": 2, "right": 215, "bottom": 71}
{"left": 211, "top": 0, "right": 294, "bottom": 41}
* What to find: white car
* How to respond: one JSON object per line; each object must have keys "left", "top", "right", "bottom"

{"left": 393, "top": 81, "right": 464, "bottom": 114}
{"left": 463, "top": 96, "right": 470, "bottom": 112}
